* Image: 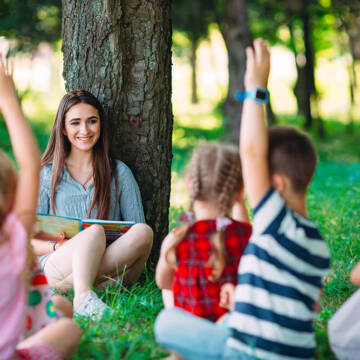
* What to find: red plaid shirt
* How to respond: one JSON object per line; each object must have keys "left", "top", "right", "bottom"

{"left": 173, "top": 218, "right": 251, "bottom": 322}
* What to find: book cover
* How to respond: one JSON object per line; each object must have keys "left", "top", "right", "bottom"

{"left": 36, "top": 213, "right": 134, "bottom": 244}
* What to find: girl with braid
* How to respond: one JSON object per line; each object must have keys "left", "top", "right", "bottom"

{"left": 0, "top": 54, "right": 80, "bottom": 360}
{"left": 156, "top": 144, "right": 251, "bottom": 323}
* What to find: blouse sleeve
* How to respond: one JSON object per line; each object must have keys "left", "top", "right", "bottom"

{"left": 37, "top": 166, "right": 51, "bottom": 214}
{"left": 116, "top": 161, "right": 145, "bottom": 223}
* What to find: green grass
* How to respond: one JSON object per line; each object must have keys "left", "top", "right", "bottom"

{"left": 1, "top": 108, "right": 359, "bottom": 358}
{"left": 71, "top": 272, "right": 167, "bottom": 360}
{"left": 310, "top": 161, "right": 360, "bottom": 359}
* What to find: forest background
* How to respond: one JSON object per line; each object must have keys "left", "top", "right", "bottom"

{"left": 0, "top": 0, "right": 360, "bottom": 359}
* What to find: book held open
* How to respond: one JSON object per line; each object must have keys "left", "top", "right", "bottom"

{"left": 36, "top": 213, "right": 134, "bottom": 245}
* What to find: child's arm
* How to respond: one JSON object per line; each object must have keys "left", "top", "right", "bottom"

{"left": 155, "top": 233, "right": 176, "bottom": 290}
{"left": 232, "top": 189, "right": 250, "bottom": 223}
{"left": 0, "top": 55, "right": 41, "bottom": 234}
{"left": 351, "top": 262, "right": 360, "bottom": 286}
{"left": 239, "top": 39, "right": 271, "bottom": 209}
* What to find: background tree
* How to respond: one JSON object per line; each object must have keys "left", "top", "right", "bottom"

{"left": 210, "top": 0, "right": 253, "bottom": 143}
{"left": 0, "top": 0, "right": 61, "bottom": 52}
{"left": 249, "top": 0, "right": 334, "bottom": 135}
{"left": 332, "top": 0, "right": 360, "bottom": 133}
{"left": 172, "top": 1, "right": 213, "bottom": 103}
{"left": 62, "top": 0, "right": 172, "bottom": 261}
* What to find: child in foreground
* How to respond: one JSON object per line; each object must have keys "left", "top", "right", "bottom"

{"left": 156, "top": 144, "right": 251, "bottom": 322}
{"left": 328, "top": 261, "right": 360, "bottom": 359}
{"left": 0, "top": 54, "right": 81, "bottom": 360}
{"left": 155, "top": 39, "right": 330, "bottom": 360}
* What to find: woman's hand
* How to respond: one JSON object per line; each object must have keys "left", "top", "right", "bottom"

{"left": 219, "top": 283, "right": 236, "bottom": 311}
{"left": 32, "top": 231, "right": 67, "bottom": 254}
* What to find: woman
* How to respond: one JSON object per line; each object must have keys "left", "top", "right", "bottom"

{"left": 32, "top": 89, "right": 153, "bottom": 318}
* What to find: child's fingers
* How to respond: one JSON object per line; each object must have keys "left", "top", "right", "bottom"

{"left": 246, "top": 46, "right": 255, "bottom": 69}
{"left": 0, "top": 52, "right": 5, "bottom": 72}
{"left": 257, "top": 40, "right": 270, "bottom": 65}
{"left": 254, "top": 39, "right": 266, "bottom": 63}
{"left": 8, "top": 58, "right": 14, "bottom": 77}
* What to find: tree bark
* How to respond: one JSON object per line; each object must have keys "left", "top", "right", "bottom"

{"left": 220, "top": 0, "right": 252, "bottom": 144}
{"left": 289, "top": 10, "right": 319, "bottom": 133}
{"left": 301, "top": 6, "right": 315, "bottom": 130}
{"left": 62, "top": 0, "right": 173, "bottom": 261}
{"left": 190, "top": 38, "right": 199, "bottom": 104}
{"left": 266, "top": 101, "right": 275, "bottom": 126}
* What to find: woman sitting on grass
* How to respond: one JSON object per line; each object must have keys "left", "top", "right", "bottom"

{"left": 32, "top": 89, "right": 153, "bottom": 319}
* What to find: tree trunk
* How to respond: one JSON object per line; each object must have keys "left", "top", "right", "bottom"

{"left": 221, "top": 0, "right": 252, "bottom": 144}
{"left": 346, "top": 28, "right": 359, "bottom": 134}
{"left": 302, "top": 6, "right": 316, "bottom": 130}
{"left": 190, "top": 38, "right": 199, "bottom": 104}
{"left": 266, "top": 101, "right": 275, "bottom": 126}
{"left": 62, "top": 0, "right": 173, "bottom": 262}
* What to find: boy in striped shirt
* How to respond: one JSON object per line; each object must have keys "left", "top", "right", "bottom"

{"left": 154, "top": 39, "right": 330, "bottom": 360}
{"left": 227, "top": 39, "right": 330, "bottom": 359}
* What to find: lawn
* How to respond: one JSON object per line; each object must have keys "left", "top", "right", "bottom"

{"left": 1, "top": 113, "right": 359, "bottom": 359}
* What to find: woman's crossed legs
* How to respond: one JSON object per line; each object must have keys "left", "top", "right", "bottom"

{"left": 43, "top": 223, "right": 153, "bottom": 309}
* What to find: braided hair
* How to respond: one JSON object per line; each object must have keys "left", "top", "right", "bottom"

{"left": 165, "top": 144, "right": 243, "bottom": 280}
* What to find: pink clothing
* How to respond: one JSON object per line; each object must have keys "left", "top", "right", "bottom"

{"left": 0, "top": 213, "right": 27, "bottom": 360}
{"left": 15, "top": 344, "right": 62, "bottom": 360}
{"left": 0, "top": 214, "right": 60, "bottom": 360}
{"left": 25, "top": 263, "right": 59, "bottom": 337}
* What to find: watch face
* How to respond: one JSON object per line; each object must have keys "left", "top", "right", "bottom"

{"left": 256, "top": 89, "right": 267, "bottom": 100}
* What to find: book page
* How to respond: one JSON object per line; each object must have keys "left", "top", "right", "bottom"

{"left": 37, "top": 214, "right": 81, "bottom": 239}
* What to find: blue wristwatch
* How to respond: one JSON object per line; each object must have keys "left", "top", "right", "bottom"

{"left": 235, "top": 87, "right": 269, "bottom": 105}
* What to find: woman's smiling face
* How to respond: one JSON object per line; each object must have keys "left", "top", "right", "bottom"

{"left": 63, "top": 103, "right": 101, "bottom": 153}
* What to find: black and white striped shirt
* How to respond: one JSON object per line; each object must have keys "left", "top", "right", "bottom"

{"left": 227, "top": 188, "right": 330, "bottom": 360}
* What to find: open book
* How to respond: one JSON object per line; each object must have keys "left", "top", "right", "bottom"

{"left": 36, "top": 213, "right": 134, "bottom": 245}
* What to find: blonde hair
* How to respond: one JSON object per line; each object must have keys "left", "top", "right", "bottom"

{"left": 166, "top": 144, "right": 243, "bottom": 281}
{"left": 0, "top": 151, "right": 17, "bottom": 230}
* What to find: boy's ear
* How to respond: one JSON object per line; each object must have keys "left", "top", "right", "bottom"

{"left": 272, "top": 173, "right": 286, "bottom": 194}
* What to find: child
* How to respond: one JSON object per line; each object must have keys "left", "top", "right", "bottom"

{"left": 0, "top": 54, "right": 81, "bottom": 360}
{"left": 156, "top": 143, "right": 251, "bottom": 323}
{"left": 328, "top": 262, "right": 360, "bottom": 359}
{"left": 155, "top": 39, "right": 330, "bottom": 360}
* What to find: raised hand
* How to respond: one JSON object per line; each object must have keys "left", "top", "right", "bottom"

{"left": 0, "top": 53, "right": 17, "bottom": 114}
{"left": 244, "top": 39, "right": 270, "bottom": 90}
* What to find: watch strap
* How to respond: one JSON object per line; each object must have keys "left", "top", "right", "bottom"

{"left": 234, "top": 87, "right": 269, "bottom": 104}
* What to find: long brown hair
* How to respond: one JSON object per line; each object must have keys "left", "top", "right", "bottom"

{"left": 165, "top": 144, "right": 244, "bottom": 281}
{"left": 41, "top": 89, "right": 118, "bottom": 219}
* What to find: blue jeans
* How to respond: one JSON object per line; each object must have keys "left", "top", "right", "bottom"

{"left": 154, "top": 308, "right": 254, "bottom": 360}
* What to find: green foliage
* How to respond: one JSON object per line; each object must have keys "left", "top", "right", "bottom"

{"left": 172, "top": 0, "right": 212, "bottom": 44}
{"left": 71, "top": 271, "right": 167, "bottom": 360}
{"left": 0, "top": 0, "right": 61, "bottom": 52}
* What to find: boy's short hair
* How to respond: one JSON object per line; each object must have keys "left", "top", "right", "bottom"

{"left": 268, "top": 126, "right": 317, "bottom": 193}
